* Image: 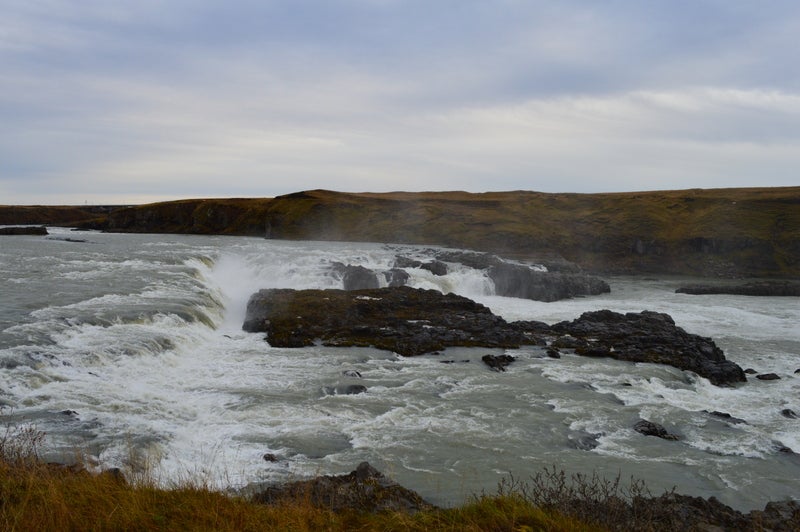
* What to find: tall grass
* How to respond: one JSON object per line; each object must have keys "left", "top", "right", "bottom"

{"left": 0, "top": 423, "right": 627, "bottom": 531}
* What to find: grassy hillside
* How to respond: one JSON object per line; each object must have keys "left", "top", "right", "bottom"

{"left": 0, "top": 205, "right": 117, "bottom": 226}
{"left": 8, "top": 187, "right": 800, "bottom": 277}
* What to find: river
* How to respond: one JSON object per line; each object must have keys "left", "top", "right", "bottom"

{"left": 1, "top": 227, "right": 798, "bottom": 509}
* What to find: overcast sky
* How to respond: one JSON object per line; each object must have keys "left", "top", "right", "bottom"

{"left": 2, "top": 1, "right": 799, "bottom": 204}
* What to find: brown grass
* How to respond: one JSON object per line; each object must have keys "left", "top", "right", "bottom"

{"left": 0, "top": 424, "right": 598, "bottom": 531}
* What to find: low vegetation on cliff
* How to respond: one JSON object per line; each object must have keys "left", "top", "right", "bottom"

{"left": 5, "top": 186, "right": 795, "bottom": 278}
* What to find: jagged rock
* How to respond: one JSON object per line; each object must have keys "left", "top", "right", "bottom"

{"left": 382, "top": 268, "right": 410, "bottom": 287}
{"left": 342, "top": 370, "right": 362, "bottom": 378}
{"left": 568, "top": 432, "right": 601, "bottom": 451}
{"left": 344, "top": 384, "right": 367, "bottom": 395}
{"left": 244, "top": 289, "right": 745, "bottom": 387}
{"left": 251, "top": 461, "right": 435, "bottom": 513}
{"left": 434, "top": 250, "right": 608, "bottom": 301}
{"left": 757, "top": 373, "right": 781, "bottom": 381}
{"left": 706, "top": 411, "right": 747, "bottom": 424}
{"left": 633, "top": 419, "right": 679, "bottom": 440}
{"left": 243, "top": 286, "right": 543, "bottom": 356}
{"left": 262, "top": 453, "right": 278, "bottom": 462}
{"left": 781, "top": 409, "right": 798, "bottom": 419}
{"left": 552, "top": 310, "right": 747, "bottom": 386}
{"left": 393, "top": 256, "right": 423, "bottom": 269}
{"left": 393, "top": 256, "right": 447, "bottom": 276}
{"left": 481, "top": 354, "right": 516, "bottom": 372}
{"left": 488, "top": 262, "right": 610, "bottom": 302}
{"left": 745, "top": 368, "right": 758, "bottom": 374}
{"left": 330, "top": 262, "right": 380, "bottom": 290}
{"left": 0, "top": 226, "right": 48, "bottom": 235}
{"left": 676, "top": 281, "right": 800, "bottom": 296}
{"left": 546, "top": 348, "right": 561, "bottom": 359}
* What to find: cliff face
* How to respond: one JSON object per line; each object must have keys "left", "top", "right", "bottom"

{"left": 10, "top": 187, "right": 800, "bottom": 278}
{"left": 0, "top": 205, "right": 115, "bottom": 226}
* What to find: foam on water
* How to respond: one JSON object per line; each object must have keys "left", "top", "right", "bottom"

{"left": 1, "top": 234, "right": 799, "bottom": 509}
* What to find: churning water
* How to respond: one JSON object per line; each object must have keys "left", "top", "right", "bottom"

{"left": 1, "top": 227, "right": 798, "bottom": 509}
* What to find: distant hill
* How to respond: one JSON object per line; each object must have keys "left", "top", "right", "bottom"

{"left": 3, "top": 187, "right": 798, "bottom": 278}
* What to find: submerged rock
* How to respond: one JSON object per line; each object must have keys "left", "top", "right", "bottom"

{"left": 634, "top": 419, "right": 679, "bottom": 440}
{"left": 481, "top": 354, "right": 516, "bottom": 372}
{"left": 251, "top": 461, "right": 435, "bottom": 513}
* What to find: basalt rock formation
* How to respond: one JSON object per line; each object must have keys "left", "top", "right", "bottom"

{"left": 676, "top": 281, "right": 800, "bottom": 296}
{"left": 433, "top": 250, "right": 611, "bottom": 301}
{"left": 0, "top": 226, "right": 48, "bottom": 235}
{"left": 242, "top": 286, "right": 542, "bottom": 356}
{"left": 253, "top": 461, "right": 435, "bottom": 513}
{"left": 243, "top": 286, "right": 747, "bottom": 385}
{"left": 551, "top": 310, "right": 747, "bottom": 386}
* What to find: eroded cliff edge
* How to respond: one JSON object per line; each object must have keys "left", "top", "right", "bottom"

{"left": 5, "top": 186, "right": 799, "bottom": 277}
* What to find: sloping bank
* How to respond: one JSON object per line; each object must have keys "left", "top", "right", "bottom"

{"left": 63, "top": 187, "right": 800, "bottom": 278}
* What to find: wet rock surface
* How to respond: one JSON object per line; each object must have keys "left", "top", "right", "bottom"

{"left": 330, "top": 262, "right": 380, "bottom": 290}
{"left": 433, "top": 250, "right": 611, "bottom": 302}
{"left": 551, "top": 310, "right": 747, "bottom": 386}
{"left": 251, "top": 461, "right": 435, "bottom": 513}
{"left": 243, "top": 287, "right": 747, "bottom": 386}
{"left": 0, "top": 225, "right": 48, "bottom": 235}
{"left": 481, "top": 354, "right": 516, "bottom": 372}
{"left": 634, "top": 419, "right": 680, "bottom": 440}
{"left": 243, "top": 286, "right": 540, "bottom": 355}
{"left": 676, "top": 281, "right": 800, "bottom": 296}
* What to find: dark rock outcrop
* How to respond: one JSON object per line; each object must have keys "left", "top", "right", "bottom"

{"left": 243, "top": 286, "right": 542, "bottom": 356}
{"left": 706, "top": 411, "right": 747, "bottom": 424}
{"left": 251, "top": 461, "right": 435, "bottom": 513}
{"left": 757, "top": 373, "right": 781, "bottom": 381}
{"left": 0, "top": 225, "right": 47, "bottom": 235}
{"left": 481, "top": 354, "right": 516, "bottom": 372}
{"left": 552, "top": 310, "right": 747, "bottom": 386}
{"left": 394, "top": 256, "right": 448, "bottom": 276}
{"left": 676, "top": 281, "right": 800, "bottom": 296}
{"left": 488, "top": 262, "right": 610, "bottom": 302}
{"left": 382, "top": 268, "right": 410, "bottom": 287}
{"left": 434, "top": 250, "right": 610, "bottom": 302}
{"left": 633, "top": 419, "right": 679, "bottom": 440}
{"left": 330, "top": 262, "right": 380, "bottom": 290}
{"left": 244, "top": 288, "right": 747, "bottom": 386}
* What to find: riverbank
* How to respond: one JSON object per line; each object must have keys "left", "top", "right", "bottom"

{"left": 2, "top": 428, "right": 798, "bottom": 531}
{"left": 3, "top": 186, "right": 799, "bottom": 278}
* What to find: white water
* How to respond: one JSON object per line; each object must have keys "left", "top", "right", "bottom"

{"left": 1, "top": 228, "right": 798, "bottom": 509}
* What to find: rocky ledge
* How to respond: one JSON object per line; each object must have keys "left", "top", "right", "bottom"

{"left": 327, "top": 249, "right": 610, "bottom": 302}
{"left": 243, "top": 286, "right": 746, "bottom": 386}
{"left": 243, "top": 286, "right": 543, "bottom": 355}
{"left": 676, "top": 280, "right": 800, "bottom": 296}
{"left": 0, "top": 225, "right": 48, "bottom": 235}
{"left": 251, "top": 461, "right": 434, "bottom": 513}
{"left": 551, "top": 310, "right": 747, "bottom": 386}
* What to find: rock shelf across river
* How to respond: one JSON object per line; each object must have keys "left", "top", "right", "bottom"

{"left": 243, "top": 286, "right": 747, "bottom": 386}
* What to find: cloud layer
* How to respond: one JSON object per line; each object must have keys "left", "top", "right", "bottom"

{"left": 2, "top": 1, "right": 799, "bottom": 204}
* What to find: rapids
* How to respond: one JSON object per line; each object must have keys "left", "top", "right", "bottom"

{"left": 1, "top": 227, "right": 798, "bottom": 509}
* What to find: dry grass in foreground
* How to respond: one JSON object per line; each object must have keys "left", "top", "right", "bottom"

{"left": 0, "top": 424, "right": 595, "bottom": 531}
{"left": 4, "top": 423, "right": 796, "bottom": 531}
